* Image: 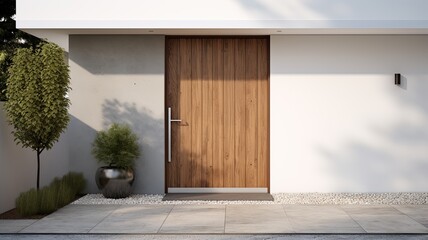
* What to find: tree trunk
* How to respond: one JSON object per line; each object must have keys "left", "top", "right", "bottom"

{"left": 37, "top": 150, "right": 40, "bottom": 190}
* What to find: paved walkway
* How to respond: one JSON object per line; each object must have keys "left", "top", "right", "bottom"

{"left": 0, "top": 235, "right": 427, "bottom": 240}
{"left": 1, "top": 204, "right": 428, "bottom": 234}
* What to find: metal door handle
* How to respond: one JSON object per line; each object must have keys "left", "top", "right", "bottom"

{"left": 168, "top": 107, "right": 181, "bottom": 163}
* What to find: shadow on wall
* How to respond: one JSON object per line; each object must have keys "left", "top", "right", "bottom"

{"left": 237, "top": 1, "right": 423, "bottom": 25}
{"left": 236, "top": 0, "right": 284, "bottom": 20}
{"left": 68, "top": 115, "right": 98, "bottom": 193}
{"left": 271, "top": 36, "right": 428, "bottom": 74}
{"left": 69, "top": 35, "right": 164, "bottom": 75}
{"left": 236, "top": 0, "right": 326, "bottom": 20}
{"left": 69, "top": 100, "right": 165, "bottom": 194}
{"left": 0, "top": 103, "right": 70, "bottom": 213}
{"left": 270, "top": 36, "right": 428, "bottom": 192}
{"left": 102, "top": 99, "right": 164, "bottom": 194}
{"left": 319, "top": 141, "right": 428, "bottom": 192}
{"left": 318, "top": 76, "right": 428, "bottom": 192}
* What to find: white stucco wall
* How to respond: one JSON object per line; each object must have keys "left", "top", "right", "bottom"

{"left": 270, "top": 35, "right": 428, "bottom": 192}
{"left": 16, "top": 0, "right": 428, "bottom": 51}
{"left": 16, "top": 0, "right": 428, "bottom": 52}
{"left": 68, "top": 35, "right": 165, "bottom": 194}
{"left": 0, "top": 103, "right": 69, "bottom": 213}
{"left": 16, "top": 0, "right": 428, "bottom": 29}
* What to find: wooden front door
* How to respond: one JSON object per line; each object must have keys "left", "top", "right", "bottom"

{"left": 166, "top": 37, "right": 269, "bottom": 192}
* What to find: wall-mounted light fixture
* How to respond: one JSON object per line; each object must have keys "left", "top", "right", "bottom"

{"left": 395, "top": 73, "right": 401, "bottom": 85}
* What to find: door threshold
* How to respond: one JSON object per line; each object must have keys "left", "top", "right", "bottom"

{"left": 167, "top": 188, "right": 268, "bottom": 193}
{"left": 163, "top": 193, "right": 273, "bottom": 201}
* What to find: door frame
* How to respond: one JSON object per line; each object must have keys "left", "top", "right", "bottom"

{"left": 164, "top": 35, "right": 270, "bottom": 193}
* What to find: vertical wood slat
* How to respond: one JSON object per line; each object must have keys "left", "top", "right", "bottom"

{"left": 234, "top": 39, "right": 246, "bottom": 187}
{"left": 223, "top": 39, "right": 235, "bottom": 187}
{"left": 178, "top": 38, "right": 193, "bottom": 187}
{"left": 166, "top": 39, "right": 180, "bottom": 187}
{"left": 201, "top": 39, "right": 213, "bottom": 187}
{"left": 257, "top": 38, "right": 269, "bottom": 187}
{"left": 212, "top": 39, "right": 224, "bottom": 187}
{"left": 167, "top": 37, "right": 269, "bottom": 190}
{"left": 191, "top": 39, "right": 203, "bottom": 187}
{"left": 245, "top": 39, "right": 258, "bottom": 187}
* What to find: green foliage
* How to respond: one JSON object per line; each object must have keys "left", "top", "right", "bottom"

{"left": 56, "top": 181, "right": 75, "bottom": 208}
{"left": 38, "top": 186, "right": 58, "bottom": 214}
{"left": 15, "top": 172, "right": 86, "bottom": 216}
{"left": 62, "top": 172, "right": 86, "bottom": 196}
{"left": 5, "top": 42, "right": 71, "bottom": 189}
{"left": 0, "top": 0, "right": 42, "bottom": 100}
{"left": 0, "top": 51, "right": 8, "bottom": 100}
{"left": 15, "top": 189, "right": 39, "bottom": 216}
{"left": 5, "top": 42, "right": 70, "bottom": 151}
{"left": 49, "top": 173, "right": 85, "bottom": 208}
{"left": 92, "top": 123, "right": 140, "bottom": 169}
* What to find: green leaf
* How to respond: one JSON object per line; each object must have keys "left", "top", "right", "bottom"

{"left": 4, "top": 42, "right": 71, "bottom": 187}
{"left": 92, "top": 123, "right": 141, "bottom": 169}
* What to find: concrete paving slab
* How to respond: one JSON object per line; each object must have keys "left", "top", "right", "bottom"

{"left": 341, "top": 205, "right": 403, "bottom": 215}
{"left": 342, "top": 205, "right": 428, "bottom": 233}
{"left": 2, "top": 234, "right": 428, "bottom": 240}
{"left": 0, "top": 220, "right": 37, "bottom": 233}
{"left": 225, "top": 204, "right": 293, "bottom": 233}
{"left": 3, "top": 204, "right": 428, "bottom": 234}
{"left": 283, "top": 205, "right": 365, "bottom": 233}
{"left": 90, "top": 205, "right": 172, "bottom": 233}
{"left": 19, "top": 205, "right": 120, "bottom": 233}
{"left": 159, "top": 205, "right": 225, "bottom": 233}
{"left": 350, "top": 214, "right": 428, "bottom": 233}
{"left": 394, "top": 205, "right": 428, "bottom": 228}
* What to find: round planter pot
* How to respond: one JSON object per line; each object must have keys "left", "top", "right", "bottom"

{"left": 95, "top": 166, "right": 134, "bottom": 199}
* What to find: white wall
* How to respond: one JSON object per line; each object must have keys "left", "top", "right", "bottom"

{"left": 17, "top": 0, "right": 428, "bottom": 52}
{"left": 3, "top": 34, "right": 428, "bottom": 200}
{"left": 16, "top": 0, "right": 428, "bottom": 29}
{"left": 0, "top": 103, "right": 70, "bottom": 213}
{"left": 0, "top": 35, "right": 164, "bottom": 213}
{"left": 68, "top": 35, "right": 165, "bottom": 194}
{"left": 271, "top": 35, "right": 428, "bottom": 192}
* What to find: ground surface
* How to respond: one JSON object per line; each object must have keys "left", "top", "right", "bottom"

{"left": 73, "top": 193, "right": 428, "bottom": 205}
{"left": 1, "top": 204, "right": 428, "bottom": 234}
{"left": 0, "top": 195, "right": 85, "bottom": 219}
{"left": 0, "top": 209, "right": 46, "bottom": 220}
{"left": 0, "top": 234, "right": 427, "bottom": 240}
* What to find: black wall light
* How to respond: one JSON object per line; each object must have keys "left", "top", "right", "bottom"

{"left": 395, "top": 73, "right": 401, "bottom": 85}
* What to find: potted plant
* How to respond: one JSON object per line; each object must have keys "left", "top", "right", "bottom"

{"left": 92, "top": 123, "right": 140, "bottom": 198}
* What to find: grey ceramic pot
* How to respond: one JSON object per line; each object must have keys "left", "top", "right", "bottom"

{"left": 95, "top": 166, "right": 134, "bottom": 199}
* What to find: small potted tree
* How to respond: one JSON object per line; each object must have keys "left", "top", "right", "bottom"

{"left": 5, "top": 42, "right": 70, "bottom": 190}
{"left": 92, "top": 123, "right": 140, "bottom": 198}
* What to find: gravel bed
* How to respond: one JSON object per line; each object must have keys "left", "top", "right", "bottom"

{"left": 72, "top": 193, "right": 428, "bottom": 205}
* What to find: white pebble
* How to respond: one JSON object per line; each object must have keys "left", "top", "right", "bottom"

{"left": 71, "top": 193, "right": 428, "bottom": 205}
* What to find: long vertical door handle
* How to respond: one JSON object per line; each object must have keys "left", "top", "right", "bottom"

{"left": 168, "top": 107, "right": 181, "bottom": 163}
